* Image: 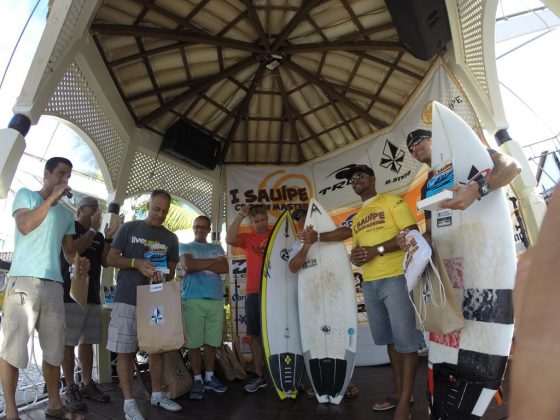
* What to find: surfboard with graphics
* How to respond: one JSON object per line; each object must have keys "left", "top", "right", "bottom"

{"left": 260, "top": 210, "right": 304, "bottom": 400}
{"left": 298, "top": 198, "right": 358, "bottom": 404}
{"left": 426, "top": 101, "right": 515, "bottom": 419}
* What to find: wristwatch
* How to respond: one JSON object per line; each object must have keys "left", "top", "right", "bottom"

{"left": 475, "top": 176, "right": 491, "bottom": 198}
{"left": 376, "top": 245, "right": 385, "bottom": 256}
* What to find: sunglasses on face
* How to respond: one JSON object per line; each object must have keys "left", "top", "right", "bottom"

{"left": 408, "top": 136, "right": 429, "bottom": 152}
{"left": 350, "top": 173, "right": 366, "bottom": 185}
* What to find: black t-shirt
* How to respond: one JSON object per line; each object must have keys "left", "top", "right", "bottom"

{"left": 61, "top": 221, "right": 104, "bottom": 304}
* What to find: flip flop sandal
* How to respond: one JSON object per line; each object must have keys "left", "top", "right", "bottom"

{"left": 344, "top": 384, "right": 360, "bottom": 399}
{"left": 372, "top": 396, "right": 399, "bottom": 411}
{"left": 45, "top": 406, "right": 85, "bottom": 420}
{"left": 305, "top": 387, "right": 315, "bottom": 398}
{"left": 372, "top": 395, "right": 414, "bottom": 411}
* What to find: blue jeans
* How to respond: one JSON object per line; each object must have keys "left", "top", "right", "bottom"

{"left": 362, "top": 275, "right": 423, "bottom": 353}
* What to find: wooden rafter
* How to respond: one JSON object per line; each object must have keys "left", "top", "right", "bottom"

{"left": 138, "top": 55, "right": 258, "bottom": 126}
{"left": 281, "top": 40, "right": 402, "bottom": 53}
{"left": 219, "top": 63, "right": 266, "bottom": 163}
{"left": 337, "top": 23, "right": 396, "bottom": 43}
{"left": 367, "top": 51, "right": 405, "bottom": 113}
{"left": 135, "top": 37, "right": 163, "bottom": 105}
{"left": 276, "top": 70, "right": 304, "bottom": 162}
{"left": 90, "top": 24, "right": 263, "bottom": 53}
{"left": 242, "top": 0, "right": 270, "bottom": 49}
{"left": 351, "top": 51, "right": 423, "bottom": 80}
{"left": 107, "top": 42, "right": 190, "bottom": 67}
{"left": 284, "top": 60, "right": 385, "bottom": 128}
{"left": 131, "top": 0, "right": 206, "bottom": 34}
{"left": 271, "top": 0, "right": 323, "bottom": 51}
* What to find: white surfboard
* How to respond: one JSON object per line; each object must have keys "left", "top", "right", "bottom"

{"left": 298, "top": 198, "right": 358, "bottom": 404}
{"left": 260, "top": 210, "right": 304, "bottom": 399}
{"left": 427, "top": 102, "right": 515, "bottom": 418}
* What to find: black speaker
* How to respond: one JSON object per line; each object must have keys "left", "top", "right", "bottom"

{"left": 160, "top": 119, "right": 220, "bottom": 170}
{"left": 385, "top": 0, "right": 451, "bottom": 61}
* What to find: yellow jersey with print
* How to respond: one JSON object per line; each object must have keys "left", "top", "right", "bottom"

{"left": 352, "top": 193, "right": 416, "bottom": 281}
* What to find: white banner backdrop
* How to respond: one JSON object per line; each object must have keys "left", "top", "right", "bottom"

{"left": 225, "top": 59, "right": 483, "bottom": 361}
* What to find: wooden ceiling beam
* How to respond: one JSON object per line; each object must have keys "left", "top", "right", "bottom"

{"left": 272, "top": 0, "right": 323, "bottom": 51}
{"left": 276, "top": 70, "right": 304, "bottom": 162}
{"left": 337, "top": 23, "right": 395, "bottom": 42}
{"left": 242, "top": 0, "right": 271, "bottom": 49}
{"left": 107, "top": 41, "right": 190, "bottom": 67}
{"left": 137, "top": 55, "right": 258, "bottom": 126}
{"left": 326, "top": 81, "right": 401, "bottom": 110}
{"left": 130, "top": 0, "right": 206, "bottom": 34}
{"left": 352, "top": 51, "right": 424, "bottom": 80}
{"left": 135, "top": 37, "right": 163, "bottom": 105}
{"left": 281, "top": 40, "right": 402, "bottom": 53}
{"left": 367, "top": 51, "right": 405, "bottom": 113}
{"left": 90, "top": 24, "right": 263, "bottom": 53}
{"left": 219, "top": 64, "right": 266, "bottom": 163}
{"left": 284, "top": 60, "right": 385, "bottom": 128}
{"left": 217, "top": 10, "right": 247, "bottom": 36}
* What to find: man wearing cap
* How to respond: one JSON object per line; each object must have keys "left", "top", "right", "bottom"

{"left": 60, "top": 196, "right": 117, "bottom": 411}
{"left": 406, "top": 129, "right": 521, "bottom": 234}
{"left": 337, "top": 164, "right": 422, "bottom": 420}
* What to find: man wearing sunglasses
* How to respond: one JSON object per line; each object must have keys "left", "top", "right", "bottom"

{"left": 179, "top": 215, "right": 229, "bottom": 400}
{"left": 60, "top": 196, "right": 118, "bottom": 411}
{"left": 336, "top": 164, "right": 422, "bottom": 420}
{"left": 406, "top": 128, "right": 521, "bottom": 239}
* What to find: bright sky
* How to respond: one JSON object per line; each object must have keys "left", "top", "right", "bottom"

{"left": 0, "top": 0, "right": 558, "bottom": 250}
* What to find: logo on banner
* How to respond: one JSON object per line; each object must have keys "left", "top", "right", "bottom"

{"left": 228, "top": 169, "right": 311, "bottom": 218}
{"left": 317, "top": 165, "right": 354, "bottom": 196}
{"left": 380, "top": 140, "right": 405, "bottom": 173}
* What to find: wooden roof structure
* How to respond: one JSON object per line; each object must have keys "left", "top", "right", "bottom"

{"left": 91, "top": 0, "right": 434, "bottom": 165}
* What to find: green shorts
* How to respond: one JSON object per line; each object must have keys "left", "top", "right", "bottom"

{"left": 182, "top": 298, "right": 224, "bottom": 349}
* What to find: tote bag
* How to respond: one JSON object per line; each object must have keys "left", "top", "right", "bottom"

{"left": 412, "top": 246, "right": 466, "bottom": 334}
{"left": 137, "top": 280, "right": 185, "bottom": 354}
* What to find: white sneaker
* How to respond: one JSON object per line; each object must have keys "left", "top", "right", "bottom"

{"left": 151, "top": 393, "right": 182, "bottom": 412}
{"left": 124, "top": 402, "right": 145, "bottom": 420}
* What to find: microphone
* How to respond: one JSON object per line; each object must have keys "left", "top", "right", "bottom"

{"left": 64, "top": 189, "right": 73, "bottom": 199}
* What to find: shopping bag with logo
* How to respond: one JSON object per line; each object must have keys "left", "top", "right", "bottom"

{"left": 137, "top": 280, "right": 185, "bottom": 354}
{"left": 412, "top": 246, "right": 466, "bottom": 334}
{"left": 162, "top": 350, "right": 192, "bottom": 398}
{"left": 403, "top": 230, "right": 432, "bottom": 291}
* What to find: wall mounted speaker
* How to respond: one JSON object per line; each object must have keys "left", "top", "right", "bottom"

{"left": 385, "top": 0, "right": 451, "bottom": 61}
{"left": 160, "top": 119, "right": 220, "bottom": 170}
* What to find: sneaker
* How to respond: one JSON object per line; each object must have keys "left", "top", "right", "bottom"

{"left": 124, "top": 402, "right": 145, "bottom": 420}
{"left": 151, "top": 393, "right": 181, "bottom": 412}
{"left": 80, "top": 380, "right": 111, "bottom": 402}
{"left": 64, "top": 383, "right": 87, "bottom": 411}
{"left": 205, "top": 376, "right": 228, "bottom": 393}
{"left": 189, "top": 379, "right": 204, "bottom": 400}
{"left": 243, "top": 375, "right": 267, "bottom": 393}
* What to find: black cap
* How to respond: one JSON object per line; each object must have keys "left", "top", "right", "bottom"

{"left": 406, "top": 129, "right": 432, "bottom": 152}
{"left": 335, "top": 164, "right": 375, "bottom": 180}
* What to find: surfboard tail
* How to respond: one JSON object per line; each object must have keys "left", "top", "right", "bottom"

{"left": 268, "top": 352, "right": 304, "bottom": 398}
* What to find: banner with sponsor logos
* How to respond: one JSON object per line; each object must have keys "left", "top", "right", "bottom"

{"left": 225, "top": 58, "right": 484, "bottom": 360}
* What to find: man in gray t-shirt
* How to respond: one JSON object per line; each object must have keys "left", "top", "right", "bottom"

{"left": 106, "top": 190, "right": 180, "bottom": 420}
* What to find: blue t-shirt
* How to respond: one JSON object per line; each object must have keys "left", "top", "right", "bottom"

{"left": 9, "top": 188, "right": 75, "bottom": 282}
{"left": 180, "top": 241, "right": 225, "bottom": 301}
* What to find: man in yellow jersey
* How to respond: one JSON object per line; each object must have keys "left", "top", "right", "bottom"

{"left": 336, "top": 164, "right": 422, "bottom": 420}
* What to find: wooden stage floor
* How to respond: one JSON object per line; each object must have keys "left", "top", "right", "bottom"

{"left": 15, "top": 356, "right": 510, "bottom": 420}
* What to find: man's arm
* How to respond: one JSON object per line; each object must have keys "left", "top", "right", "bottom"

{"left": 318, "top": 226, "right": 352, "bottom": 242}
{"left": 289, "top": 228, "right": 317, "bottom": 273}
{"left": 106, "top": 247, "right": 155, "bottom": 279}
{"left": 225, "top": 205, "right": 250, "bottom": 246}
{"left": 61, "top": 234, "right": 78, "bottom": 264}
{"left": 441, "top": 150, "right": 521, "bottom": 210}
{"left": 180, "top": 253, "right": 229, "bottom": 274}
{"left": 14, "top": 184, "right": 68, "bottom": 235}
{"left": 351, "top": 223, "right": 418, "bottom": 266}
{"left": 101, "top": 221, "right": 119, "bottom": 267}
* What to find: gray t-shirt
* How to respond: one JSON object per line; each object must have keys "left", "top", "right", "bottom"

{"left": 112, "top": 220, "right": 179, "bottom": 306}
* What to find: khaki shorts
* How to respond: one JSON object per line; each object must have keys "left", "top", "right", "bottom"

{"left": 65, "top": 303, "right": 102, "bottom": 346}
{"left": 0, "top": 277, "right": 65, "bottom": 369}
